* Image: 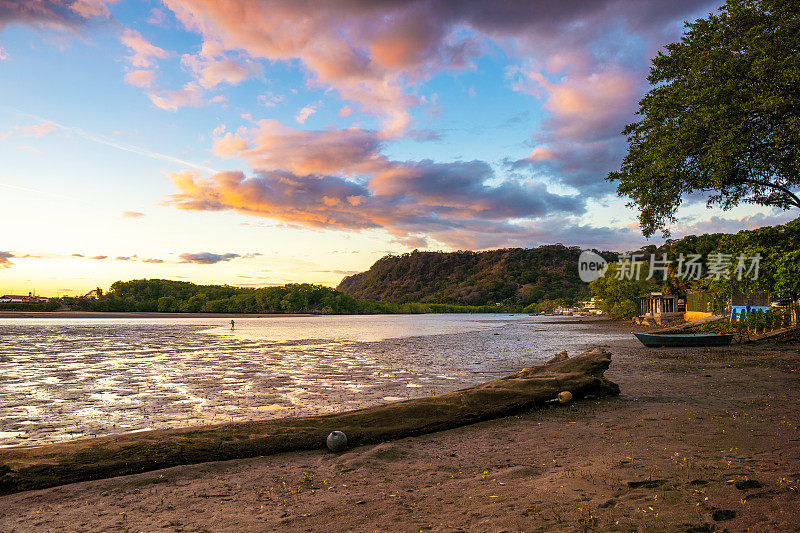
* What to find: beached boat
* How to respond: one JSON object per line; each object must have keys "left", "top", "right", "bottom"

{"left": 633, "top": 332, "right": 733, "bottom": 347}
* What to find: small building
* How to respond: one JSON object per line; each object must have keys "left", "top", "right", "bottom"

{"left": 578, "top": 297, "right": 604, "bottom": 315}
{"left": 0, "top": 292, "right": 49, "bottom": 303}
{"left": 554, "top": 305, "right": 580, "bottom": 315}
{"left": 639, "top": 293, "right": 684, "bottom": 324}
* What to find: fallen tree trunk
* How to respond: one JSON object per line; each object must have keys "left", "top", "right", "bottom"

{"left": 0, "top": 348, "right": 618, "bottom": 494}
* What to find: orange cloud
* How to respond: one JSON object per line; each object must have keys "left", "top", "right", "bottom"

{"left": 211, "top": 119, "right": 386, "bottom": 176}
{"left": 0, "top": 251, "right": 14, "bottom": 269}
{"left": 167, "top": 159, "right": 584, "bottom": 247}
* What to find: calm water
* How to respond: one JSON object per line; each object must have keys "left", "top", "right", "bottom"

{"left": 0, "top": 314, "right": 628, "bottom": 446}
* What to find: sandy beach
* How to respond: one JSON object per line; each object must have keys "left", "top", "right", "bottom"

{"left": 0, "top": 323, "right": 798, "bottom": 532}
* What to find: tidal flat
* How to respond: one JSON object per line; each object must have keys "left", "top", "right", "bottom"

{"left": 0, "top": 314, "right": 628, "bottom": 446}
{"left": 1, "top": 322, "right": 798, "bottom": 531}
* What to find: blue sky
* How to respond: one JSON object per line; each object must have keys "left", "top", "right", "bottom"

{"left": 1, "top": 0, "right": 794, "bottom": 296}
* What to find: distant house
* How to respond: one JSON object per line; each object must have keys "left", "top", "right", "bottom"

{"left": 0, "top": 292, "right": 49, "bottom": 303}
{"left": 639, "top": 293, "right": 684, "bottom": 324}
{"left": 578, "top": 297, "right": 604, "bottom": 315}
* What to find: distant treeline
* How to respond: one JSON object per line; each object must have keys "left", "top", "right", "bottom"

{"left": 60, "top": 279, "right": 509, "bottom": 314}
{"left": 337, "top": 245, "right": 617, "bottom": 307}
{"left": 0, "top": 300, "right": 61, "bottom": 312}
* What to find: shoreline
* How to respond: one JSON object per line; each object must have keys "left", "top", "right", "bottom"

{"left": 0, "top": 322, "right": 797, "bottom": 530}
{"left": 0, "top": 311, "right": 616, "bottom": 320}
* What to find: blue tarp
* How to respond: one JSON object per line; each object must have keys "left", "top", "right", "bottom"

{"left": 730, "top": 305, "right": 771, "bottom": 321}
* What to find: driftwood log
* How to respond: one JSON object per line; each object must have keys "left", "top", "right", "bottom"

{"left": 0, "top": 347, "right": 618, "bottom": 494}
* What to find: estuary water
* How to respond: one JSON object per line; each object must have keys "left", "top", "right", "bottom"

{"left": 0, "top": 314, "right": 628, "bottom": 446}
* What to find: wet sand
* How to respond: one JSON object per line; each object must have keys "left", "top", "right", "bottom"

{"left": 0, "top": 316, "right": 627, "bottom": 446}
{"left": 1, "top": 324, "right": 798, "bottom": 531}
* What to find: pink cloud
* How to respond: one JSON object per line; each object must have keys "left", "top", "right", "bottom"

{"left": 295, "top": 105, "right": 317, "bottom": 124}
{"left": 157, "top": 0, "right": 713, "bottom": 141}
{"left": 121, "top": 211, "right": 145, "bottom": 218}
{"left": 257, "top": 92, "right": 283, "bottom": 107}
{"left": 123, "top": 69, "right": 156, "bottom": 88}
{"left": 211, "top": 119, "right": 386, "bottom": 176}
{"left": 521, "top": 68, "right": 640, "bottom": 142}
{"left": 2, "top": 121, "right": 57, "bottom": 140}
{"left": 20, "top": 121, "right": 56, "bottom": 137}
{"left": 212, "top": 132, "right": 249, "bottom": 157}
{"left": 159, "top": 0, "right": 477, "bottom": 136}
{"left": 70, "top": 0, "right": 118, "bottom": 19}
{"left": 120, "top": 28, "right": 168, "bottom": 68}
{"left": 147, "top": 82, "right": 204, "bottom": 111}
{"left": 147, "top": 7, "right": 168, "bottom": 26}
{"left": 179, "top": 252, "right": 241, "bottom": 264}
{"left": 181, "top": 41, "right": 262, "bottom": 88}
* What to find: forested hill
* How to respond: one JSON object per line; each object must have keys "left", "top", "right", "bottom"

{"left": 336, "top": 245, "right": 617, "bottom": 307}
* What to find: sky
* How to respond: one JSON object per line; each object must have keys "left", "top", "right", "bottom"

{"left": 0, "top": 0, "right": 796, "bottom": 296}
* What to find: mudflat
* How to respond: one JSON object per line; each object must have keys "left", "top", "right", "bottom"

{"left": 0, "top": 325, "right": 798, "bottom": 532}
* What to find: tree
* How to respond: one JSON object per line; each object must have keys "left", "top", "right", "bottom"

{"left": 609, "top": 0, "right": 800, "bottom": 237}
{"left": 589, "top": 263, "right": 657, "bottom": 319}
{"left": 773, "top": 249, "right": 800, "bottom": 298}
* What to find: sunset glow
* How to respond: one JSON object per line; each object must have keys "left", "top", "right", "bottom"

{"left": 1, "top": 0, "right": 791, "bottom": 296}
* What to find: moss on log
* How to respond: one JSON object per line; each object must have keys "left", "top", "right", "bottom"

{"left": 0, "top": 348, "right": 618, "bottom": 494}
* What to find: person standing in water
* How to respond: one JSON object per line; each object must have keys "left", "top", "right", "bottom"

{"left": 230, "top": 319, "right": 235, "bottom": 330}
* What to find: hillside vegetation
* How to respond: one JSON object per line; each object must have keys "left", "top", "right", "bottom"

{"left": 60, "top": 280, "right": 504, "bottom": 314}
{"left": 337, "top": 245, "right": 616, "bottom": 307}
{"left": 590, "top": 218, "right": 800, "bottom": 318}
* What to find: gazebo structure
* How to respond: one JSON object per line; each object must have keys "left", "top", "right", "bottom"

{"left": 639, "top": 293, "right": 684, "bottom": 324}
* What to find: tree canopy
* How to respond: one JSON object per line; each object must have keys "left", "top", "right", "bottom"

{"left": 609, "top": 0, "right": 800, "bottom": 237}
{"left": 337, "top": 245, "right": 616, "bottom": 307}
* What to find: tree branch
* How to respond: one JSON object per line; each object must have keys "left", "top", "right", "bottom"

{"left": 741, "top": 178, "right": 800, "bottom": 208}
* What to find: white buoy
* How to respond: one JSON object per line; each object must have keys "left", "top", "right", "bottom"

{"left": 326, "top": 430, "right": 348, "bottom": 452}
{"left": 557, "top": 391, "right": 573, "bottom": 403}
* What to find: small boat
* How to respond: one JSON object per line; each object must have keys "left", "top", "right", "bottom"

{"left": 633, "top": 332, "right": 733, "bottom": 347}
